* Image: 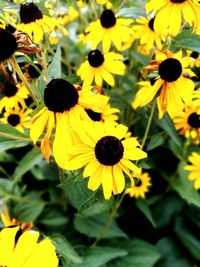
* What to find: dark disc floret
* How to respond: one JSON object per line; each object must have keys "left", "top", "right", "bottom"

{"left": 85, "top": 109, "right": 102, "bottom": 121}
{"left": 190, "top": 51, "right": 199, "bottom": 59}
{"left": 20, "top": 3, "right": 43, "bottom": 24}
{"left": 134, "top": 177, "right": 142, "bottom": 187}
{"left": 148, "top": 18, "right": 155, "bottom": 31}
{"left": 100, "top": 9, "right": 116, "bottom": 28}
{"left": 158, "top": 58, "right": 182, "bottom": 82}
{"left": 170, "top": 0, "right": 186, "bottom": 3}
{"left": 187, "top": 112, "right": 200, "bottom": 128}
{"left": 88, "top": 50, "right": 104, "bottom": 67}
{"left": 95, "top": 135, "right": 124, "bottom": 166}
{"left": 4, "top": 82, "right": 18, "bottom": 97}
{"left": 28, "top": 63, "right": 42, "bottom": 78}
{"left": 0, "top": 28, "right": 17, "bottom": 61}
{"left": 44, "top": 78, "right": 79, "bottom": 113}
{"left": 7, "top": 114, "right": 20, "bottom": 126}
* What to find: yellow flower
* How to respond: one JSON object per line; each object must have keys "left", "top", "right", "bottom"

{"left": 133, "top": 50, "right": 195, "bottom": 118}
{"left": 173, "top": 104, "right": 200, "bottom": 144}
{"left": 30, "top": 79, "right": 109, "bottom": 161}
{"left": 184, "top": 152, "right": 200, "bottom": 189}
{"left": 84, "top": 103, "right": 119, "bottom": 123}
{"left": 0, "top": 226, "right": 58, "bottom": 267}
{"left": 84, "top": 9, "right": 133, "bottom": 52}
{"left": 146, "top": 0, "right": 200, "bottom": 36}
{"left": 77, "top": 49, "right": 125, "bottom": 87}
{"left": 193, "top": 89, "right": 200, "bottom": 106}
{"left": 186, "top": 50, "right": 200, "bottom": 68}
{"left": 0, "top": 105, "right": 32, "bottom": 133}
{"left": 17, "top": 3, "right": 59, "bottom": 43}
{"left": 0, "top": 82, "right": 29, "bottom": 112}
{"left": 126, "top": 169, "right": 152, "bottom": 198}
{"left": 54, "top": 121, "right": 147, "bottom": 200}
{"left": 132, "top": 16, "right": 166, "bottom": 53}
{"left": 96, "top": 0, "right": 112, "bottom": 8}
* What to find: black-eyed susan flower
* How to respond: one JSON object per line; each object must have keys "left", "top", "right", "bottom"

{"left": 54, "top": 121, "right": 147, "bottom": 200}
{"left": 84, "top": 9, "right": 133, "bottom": 52}
{"left": 132, "top": 17, "right": 166, "bottom": 53}
{"left": 77, "top": 49, "right": 125, "bottom": 87}
{"left": 85, "top": 104, "right": 119, "bottom": 122}
{"left": 0, "top": 226, "right": 58, "bottom": 267}
{"left": 186, "top": 50, "right": 200, "bottom": 68}
{"left": 126, "top": 169, "right": 152, "bottom": 198}
{"left": 146, "top": 0, "right": 200, "bottom": 36}
{"left": 173, "top": 104, "right": 200, "bottom": 143}
{"left": 17, "top": 3, "right": 58, "bottom": 44}
{"left": 0, "top": 81, "right": 29, "bottom": 112}
{"left": 0, "top": 105, "right": 32, "bottom": 133}
{"left": 133, "top": 50, "right": 195, "bottom": 118}
{"left": 193, "top": 89, "right": 200, "bottom": 106}
{"left": 184, "top": 152, "right": 200, "bottom": 189}
{"left": 30, "top": 79, "right": 109, "bottom": 161}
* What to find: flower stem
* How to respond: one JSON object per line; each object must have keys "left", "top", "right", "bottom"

{"left": 13, "top": 57, "right": 39, "bottom": 105}
{"left": 91, "top": 190, "right": 126, "bottom": 247}
{"left": 141, "top": 101, "right": 156, "bottom": 149}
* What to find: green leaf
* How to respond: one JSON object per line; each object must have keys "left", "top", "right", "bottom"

{"left": 157, "top": 114, "right": 181, "bottom": 147}
{"left": 0, "top": 123, "right": 28, "bottom": 138}
{"left": 146, "top": 133, "right": 165, "bottom": 151}
{"left": 174, "top": 30, "right": 200, "bottom": 53}
{"left": 14, "top": 200, "right": 45, "bottom": 223}
{"left": 71, "top": 246, "right": 127, "bottom": 267}
{"left": 52, "top": 233, "right": 82, "bottom": 264}
{"left": 13, "top": 147, "right": 43, "bottom": 183}
{"left": 110, "top": 239, "right": 160, "bottom": 267}
{"left": 135, "top": 199, "right": 156, "bottom": 228}
{"left": 0, "top": 137, "right": 29, "bottom": 153}
{"left": 74, "top": 213, "right": 127, "bottom": 239}
{"left": 171, "top": 162, "right": 200, "bottom": 207}
{"left": 48, "top": 45, "right": 61, "bottom": 80}
{"left": 78, "top": 190, "right": 114, "bottom": 217}
{"left": 155, "top": 237, "right": 191, "bottom": 267}
{"left": 175, "top": 217, "right": 200, "bottom": 260}
{"left": 151, "top": 193, "right": 183, "bottom": 228}
{"left": 117, "top": 7, "right": 145, "bottom": 19}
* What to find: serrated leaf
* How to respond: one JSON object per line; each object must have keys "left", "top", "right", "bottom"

{"left": 74, "top": 213, "right": 127, "bottom": 239}
{"left": 52, "top": 234, "right": 82, "bottom": 264}
{"left": 13, "top": 147, "right": 43, "bottom": 183}
{"left": 71, "top": 246, "right": 127, "bottom": 267}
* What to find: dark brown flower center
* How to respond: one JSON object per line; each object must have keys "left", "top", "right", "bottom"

{"left": 20, "top": 3, "right": 43, "bottom": 24}
{"left": 4, "top": 82, "right": 18, "bottom": 97}
{"left": 88, "top": 50, "right": 104, "bottom": 67}
{"left": 0, "top": 28, "right": 17, "bottom": 61}
{"left": 134, "top": 177, "right": 142, "bottom": 187}
{"left": 7, "top": 114, "right": 20, "bottom": 126}
{"left": 148, "top": 18, "right": 155, "bottom": 31}
{"left": 170, "top": 0, "right": 186, "bottom": 3}
{"left": 28, "top": 63, "right": 42, "bottom": 78}
{"left": 187, "top": 112, "right": 200, "bottom": 128}
{"left": 85, "top": 109, "right": 102, "bottom": 121}
{"left": 190, "top": 51, "right": 199, "bottom": 59}
{"left": 158, "top": 58, "right": 182, "bottom": 82}
{"left": 44, "top": 78, "right": 79, "bottom": 113}
{"left": 100, "top": 9, "right": 116, "bottom": 28}
{"left": 95, "top": 136, "right": 124, "bottom": 165}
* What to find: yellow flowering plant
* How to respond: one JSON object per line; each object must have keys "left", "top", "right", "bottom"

{"left": 0, "top": 0, "right": 200, "bottom": 266}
